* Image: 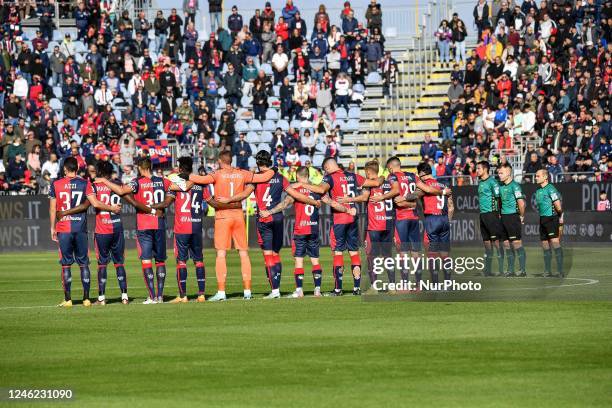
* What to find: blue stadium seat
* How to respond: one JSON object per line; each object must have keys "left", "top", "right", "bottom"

{"left": 216, "top": 98, "right": 226, "bottom": 108}
{"left": 315, "top": 143, "right": 327, "bottom": 153}
{"left": 265, "top": 109, "right": 278, "bottom": 120}
{"left": 366, "top": 72, "right": 382, "bottom": 84}
{"left": 215, "top": 109, "right": 223, "bottom": 120}
{"left": 348, "top": 107, "right": 361, "bottom": 119}
{"left": 249, "top": 120, "right": 263, "bottom": 131}
{"left": 74, "top": 53, "right": 85, "bottom": 64}
{"left": 113, "top": 110, "right": 122, "bottom": 121}
{"left": 332, "top": 120, "right": 346, "bottom": 129}
{"left": 312, "top": 154, "right": 325, "bottom": 167}
{"left": 345, "top": 119, "right": 360, "bottom": 131}
{"left": 246, "top": 131, "right": 260, "bottom": 143}
{"left": 248, "top": 157, "right": 257, "bottom": 168}
{"left": 218, "top": 87, "right": 227, "bottom": 97}
{"left": 335, "top": 107, "right": 347, "bottom": 119}
{"left": 235, "top": 120, "right": 249, "bottom": 132}
{"left": 240, "top": 95, "right": 252, "bottom": 107}
{"left": 263, "top": 119, "right": 276, "bottom": 131}
{"left": 258, "top": 143, "right": 271, "bottom": 153}
{"left": 73, "top": 41, "right": 86, "bottom": 53}
{"left": 261, "top": 63, "right": 273, "bottom": 75}
{"left": 299, "top": 155, "right": 311, "bottom": 164}
{"left": 352, "top": 83, "right": 365, "bottom": 94}
{"left": 277, "top": 119, "right": 289, "bottom": 131}
{"left": 273, "top": 85, "right": 280, "bottom": 97}
{"left": 53, "top": 86, "right": 62, "bottom": 98}
{"left": 249, "top": 143, "right": 258, "bottom": 154}
{"left": 49, "top": 98, "right": 62, "bottom": 111}
{"left": 260, "top": 131, "right": 273, "bottom": 143}
{"left": 289, "top": 119, "right": 301, "bottom": 129}
{"left": 46, "top": 41, "right": 59, "bottom": 53}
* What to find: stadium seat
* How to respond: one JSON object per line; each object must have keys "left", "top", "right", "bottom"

{"left": 49, "top": 98, "right": 62, "bottom": 111}
{"left": 113, "top": 110, "right": 122, "bottom": 121}
{"left": 261, "top": 63, "right": 273, "bottom": 76}
{"left": 73, "top": 41, "right": 86, "bottom": 53}
{"left": 348, "top": 107, "right": 361, "bottom": 119}
{"left": 246, "top": 131, "right": 260, "bottom": 144}
{"left": 260, "top": 131, "right": 273, "bottom": 143}
{"left": 263, "top": 119, "right": 276, "bottom": 131}
{"left": 352, "top": 83, "right": 365, "bottom": 94}
{"left": 315, "top": 143, "right": 327, "bottom": 153}
{"left": 277, "top": 119, "right": 289, "bottom": 131}
{"left": 268, "top": 96, "right": 280, "bottom": 107}
{"left": 289, "top": 119, "right": 301, "bottom": 129}
{"left": 216, "top": 97, "right": 226, "bottom": 108}
{"left": 332, "top": 120, "right": 346, "bottom": 129}
{"left": 249, "top": 120, "right": 263, "bottom": 131}
{"left": 257, "top": 143, "right": 271, "bottom": 153}
{"left": 345, "top": 119, "right": 360, "bottom": 131}
{"left": 335, "top": 107, "right": 348, "bottom": 120}
{"left": 249, "top": 143, "right": 258, "bottom": 154}
{"left": 312, "top": 154, "right": 324, "bottom": 167}
{"left": 218, "top": 87, "right": 227, "bottom": 97}
{"left": 265, "top": 109, "right": 278, "bottom": 120}
{"left": 215, "top": 109, "right": 223, "bottom": 120}
{"left": 299, "top": 155, "right": 311, "bottom": 164}
{"left": 74, "top": 53, "right": 84, "bottom": 64}
{"left": 385, "top": 27, "right": 398, "bottom": 38}
{"left": 235, "top": 120, "right": 249, "bottom": 133}
{"left": 273, "top": 85, "right": 280, "bottom": 97}
{"left": 240, "top": 95, "right": 252, "bottom": 107}
{"left": 248, "top": 157, "right": 257, "bottom": 168}
{"left": 52, "top": 86, "right": 62, "bottom": 98}
{"left": 46, "top": 41, "right": 59, "bottom": 52}
{"left": 366, "top": 72, "right": 382, "bottom": 84}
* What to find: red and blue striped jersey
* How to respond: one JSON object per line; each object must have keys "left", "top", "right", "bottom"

{"left": 129, "top": 176, "right": 174, "bottom": 230}
{"left": 293, "top": 186, "right": 321, "bottom": 235}
{"left": 323, "top": 170, "right": 366, "bottom": 224}
{"left": 49, "top": 176, "right": 94, "bottom": 233}
{"left": 387, "top": 171, "right": 420, "bottom": 220}
{"left": 173, "top": 184, "right": 212, "bottom": 234}
{"left": 423, "top": 178, "right": 448, "bottom": 215}
{"left": 366, "top": 180, "right": 395, "bottom": 231}
{"left": 254, "top": 169, "right": 289, "bottom": 223}
{"left": 92, "top": 180, "right": 123, "bottom": 234}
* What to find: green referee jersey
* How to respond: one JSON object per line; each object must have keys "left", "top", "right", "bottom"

{"left": 499, "top": 180, "right": 525, "bottom": 215}
{"left": 478, "top": 176, "right": 500, "bottom": 213}
{"left": 535, "top": 183, "right": 561, "bottom": 217}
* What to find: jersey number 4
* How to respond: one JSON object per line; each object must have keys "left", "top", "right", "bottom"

{"left": 179, "top": 192, "right": 201, "bottom": 214}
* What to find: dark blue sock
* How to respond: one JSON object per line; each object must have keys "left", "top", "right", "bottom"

{"left": 156, "top": 263, "right": 166, "bottom": 298}
{"left": 97, "top": 265, "right": 107, "bottom": 296}
{"left": 142, "top": 264, "right": 156, "bottom": 299}
{"left": 312, "top": 266, "right": 322, "bottom": 288}
{"left": 272, "top": 258, "right": 282, "bottom": 290}
{"left": 195, "top": 262, "right": 205, "bottom": 294}
{"left": 177, "top": 263, "right": 187, "bottom": 297}
{"left": 61, "top": 266, "right": 72, "bottom": 301}
{"left": 295, "top": 268, "right": 304, "bottom": 289}
{"left": 80, "top": 265, "right": 91, "bottom": 300}
{"left": 114, "top": 264, "right": 127, "bottom": 294}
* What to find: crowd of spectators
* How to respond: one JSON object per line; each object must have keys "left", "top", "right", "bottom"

{"left": 0, "top": 0, "right": 391, "bottom": 194}
{"left": 422, "top": 1, "right": 612, "bottom": 185}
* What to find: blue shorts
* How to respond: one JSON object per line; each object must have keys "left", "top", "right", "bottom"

{"left": 424, "top": 215, "right": 451, "bottom": 253}
{"left": 256, "top": 218, "right": 284, "bottom": 253}
{"left": 94, "top": 230, "right": 125, "bottom": 265}
{"left": 136, "top": 229, "right": 167, "bottom": 262}
{"left": 57, "top": 232, "right": 89, "bottom": 266}
{"left": 174, "top": 233, "right": 203, "bottom": 262}
{"left": 330, "top": 221, "right": 360, "bottom": 252}
{"left": 365, "top": 229, "right": 393, "bottom": 258}
{"left": 293, "top": 233, "right": 320, "bottom": 258}
{"left": 395, "top": 219, "right": 422, "bottom": 252}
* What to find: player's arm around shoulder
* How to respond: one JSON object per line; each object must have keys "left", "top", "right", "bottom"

{"left": 292, "top": 180, "right": 330, "bottom": 195}
{"left": 218, "top": 183, "right": 255, "bottom": 204}
{"left": 286, "top": 186, "right": 319, "bottom": 206}
{"left": 261, "top": 195, "right": 295, "bottom": 219}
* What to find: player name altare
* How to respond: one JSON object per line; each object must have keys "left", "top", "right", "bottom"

{"left": 1, "top": 388, "right": 74, "bottom": 401}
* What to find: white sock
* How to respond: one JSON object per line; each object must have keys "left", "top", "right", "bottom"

{"left": 98, "top": 295, "right": 105, "bottom": 301}
{"left": 218, "top": 290, "right": 226, "bottom": 297}
{"left": 121, "top": 293, "right": 128, "bottom": 300}
{"left": 271, "top": 289, "right": 280, "bottom": 296}
{"left": 243, "top": 289, "right": 251, "bottom": 297}
{"left": 296, "top": 287, "right": 303, "bottom": 292}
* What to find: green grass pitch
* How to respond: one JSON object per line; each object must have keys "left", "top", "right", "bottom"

{"left": 0, "top": 246, "right": 611, "bottom": 407}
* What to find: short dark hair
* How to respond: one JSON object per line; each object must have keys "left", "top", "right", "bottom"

{"left": 385, "top": 156, "right": 401, "bottom": 167}
{"left": 498, "top": 163, "right": 513, "bottom": 171}
{"left": 322, "top": 157, "right": 336, "bottom": 169}
{"left": 477, "top": 160, "right": 490, "bottom": 172}
{"left": 416, "top": 162, "right": 432, "bottom": 176}
{"left": 63, "top": 157, "right": 78, "bottom": 173}
{"left": 255, "top": 150, "right": 273, "bottom": 167}
{"left": 178, "top": 156, "right": 193, "bottom": 174}
{"left": 95, "top": 160, "right": 113, "bottom": 178}
{"left": 219, "top": 150, "right": 232, "bottom": 164}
